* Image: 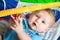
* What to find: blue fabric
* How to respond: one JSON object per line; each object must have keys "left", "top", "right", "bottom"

{"left": 52, "top": 9, "right": 60, "bottom": 22}
{"left": 0, "top": 0, "right": 18, "bottom": 10}
{"left": 57, "top": 36, "right": 60, "bottom": 40}
{"left": 5, "top": 0, "right": 18, "bottom": 9}
{"left": 3, "top": 18, "right": 44, "bottom": 40}
{"left": 0, "top": 0, "right": 4, "bottom": 10}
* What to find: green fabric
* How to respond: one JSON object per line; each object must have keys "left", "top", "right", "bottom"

{"left": 20, "top": 0, "right": 60, "bottom": 3}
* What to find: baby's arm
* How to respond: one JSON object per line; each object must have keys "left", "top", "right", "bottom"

{"left": 11, "top": 15, "right": 32, "bottom": 40}
{"left": 16, "top": 29, "right": 32, "bottom": 40}
{"left": 0, "top": 35, "right": 2, "bottom": 40}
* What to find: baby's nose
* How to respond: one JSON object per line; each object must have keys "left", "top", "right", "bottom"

{"left": 30, "top": 17, "right": 37, "bottom": 24}
{"left": 36, "top": 18, "right": 42, "bottom": 23}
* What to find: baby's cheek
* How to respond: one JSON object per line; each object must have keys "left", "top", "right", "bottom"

{"left": 37, "top": 26, "right": 47, "bottom": 32}
{"left": 29, "top": 16, "right": 37, "bottom": 23}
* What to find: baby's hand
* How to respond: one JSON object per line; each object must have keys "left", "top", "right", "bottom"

{"left": 11, "top": 14, "right": 32, "bottom": 40}
{"left": 11, "top": 14, "right": 24, "bottom": 32}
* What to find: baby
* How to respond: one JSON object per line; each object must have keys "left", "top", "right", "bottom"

{"left": 28, "top": 9, "right": 55, "bottom": 33}
{"left": 0, "top": 9, "right": 55, "bottom": 40}
{"left": 8, "top": 9, "right": 55, "bottom": 40}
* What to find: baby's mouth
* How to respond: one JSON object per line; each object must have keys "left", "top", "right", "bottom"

{"left": 32, "top": 22, "right": 36, "bottom": 26}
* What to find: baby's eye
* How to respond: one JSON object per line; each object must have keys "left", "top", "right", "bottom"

{"left": 36, "top": 15, "right": 40, "bottom": 18}
{"left": 42, "top": 21, "right": 45, "bottom": 24}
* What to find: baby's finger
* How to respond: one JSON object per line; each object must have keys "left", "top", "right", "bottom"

{"left": 10, "top": 26, "right": 15, "bottom": 30}
{"left": 13, "top": 17, "right": 19, "bottom": 25}
{"left": 18, "top": 15, "right": 22, "bottom": 21}
{"left": 18, "top": 15, "right": 22, "bottom": 25}
{"left": 16, "top": 17, "right": 20, "bottom": 24}
{"left": 11, "top": 14, "right": 19, "bottom": 25}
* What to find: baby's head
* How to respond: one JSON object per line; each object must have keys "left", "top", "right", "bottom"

{"left": 28, "top": 9, "right": 55, "bottom": 33}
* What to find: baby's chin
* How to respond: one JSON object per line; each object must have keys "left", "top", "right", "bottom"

{"left": 29, "top": 25, "right": 46, "bottom": 33}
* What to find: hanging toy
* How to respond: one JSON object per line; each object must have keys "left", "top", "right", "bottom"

{"left": 11, "top": 14, "right": 17, "bottom": 19}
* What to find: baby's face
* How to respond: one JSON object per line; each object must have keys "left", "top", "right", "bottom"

{"left": 28, "top": 10, "right": 52, "bottom": 33}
